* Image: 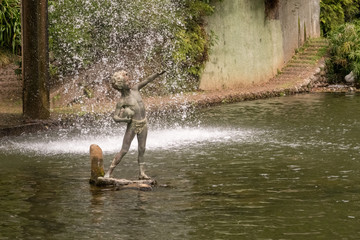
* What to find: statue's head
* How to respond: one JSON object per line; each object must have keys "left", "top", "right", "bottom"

{"left": 112, "top": 70, "right": 130, "bottom": 90}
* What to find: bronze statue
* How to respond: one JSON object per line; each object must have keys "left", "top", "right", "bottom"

{"left": 104, "top": 70, "right": 165, "bottom": 179}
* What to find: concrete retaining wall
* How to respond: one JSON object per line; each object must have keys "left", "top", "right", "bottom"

{"left": 200, "top": 0, "right": 320, "bottom": 90}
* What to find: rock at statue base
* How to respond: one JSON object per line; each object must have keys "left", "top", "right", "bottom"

{"left": 137, "top": 183, "right": 152, "bottom": 191}
{"left": 96, "top": 177, "right": 156, "bottom": 191}
{"left": 89, "top": 144, "right": 105, "bottom": 184}
{"left": 89, "top": 144, "right": 155, "bottom": 190}
{"left": 116, "top": 183, "right": 153, "bottom": 191}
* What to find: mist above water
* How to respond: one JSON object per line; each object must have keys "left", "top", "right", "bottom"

{"left": 49, "top": 0, "right": 197, "bottom": 97}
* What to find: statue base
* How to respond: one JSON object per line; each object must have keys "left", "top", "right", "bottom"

{"left": 95, "top": 177, "right": 156, "bottom": 191}
{"left": 89, "top": 144, "right": 156, "bottom": 191}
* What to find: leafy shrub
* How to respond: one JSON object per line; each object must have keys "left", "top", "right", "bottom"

{"left": 0, "top": 0, "right": 21, "bottom": 54}
{"left": 326, "top": 21, "right": 360, "bottom": 83}
{"left": 320, "top": 0, "right": 360, "bottom": 36}
{"left": 173, "top": 0, "right": 216, "bottom": 75}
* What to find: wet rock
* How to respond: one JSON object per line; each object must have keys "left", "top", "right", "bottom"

{"left": 345, "top": 71, "right": 355, "bottom": 84}
{"left": 328, "top": 84, "right": 348, "bottom": 88}
{"left": 119, "top": 183, "right": 153, "bottom": 191}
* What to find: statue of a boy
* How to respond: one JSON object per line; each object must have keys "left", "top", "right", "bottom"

{"left": 104, "top": 70, "right": 165, "bottom": 179}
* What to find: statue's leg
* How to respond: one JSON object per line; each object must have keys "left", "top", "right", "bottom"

{"left": 137, "top": 125, "right": 150, "bottom": 179}
{"left": 104, "top": 126, "right": 136, "bottom": 178}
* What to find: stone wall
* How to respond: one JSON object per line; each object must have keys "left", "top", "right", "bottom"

{"left": 0, "top": 64, "right": 22, "bottom": 100}
{"left": 280, "top": 0, "right": 320, "bottom": 63}
{"left": 200, "top": 0, "right": 320, "bottom": 90}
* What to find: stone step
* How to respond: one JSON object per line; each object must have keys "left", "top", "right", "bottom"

{"left": 281, "top": 67, "right": 311, "bottom": 73}
{"left": 309, "top": 38, "right": 328, "bottom": 44}
{"left": 308, "top": 43, "right": 328, "bottom": 49}
{"left": 274, "top": 76, "right": 304, "bottom": 82}
{"left": 310, "top": 41, "right": 328, "bottom": 45}
{"left": 302, "top": 47, "right": 325, "bottom": 53}
{"left": 278, "top": 72, "right": 306, "bottom": 78}
{"left": 0, "top": 67, "right": 17, "bottom": 72}
{"left": 289, "top": 59, "right": 315, "bottom": 65}
{"left": 294, "top": 55, "right": 317, "bottom": 60}
{"left": 281, "top": 69, "right": 304, "bottom": 73}
{"left": 302, "top": 49, "right": 320, "bottom": 53}
{"left": 0, "top": 73, "right": 20, "bottom": 79}
{"left": 0, "top": 87, "right": 22, "bottom": 95}
{"left": 285, "top": 63, "right": 313, "bottom": 68}
{"left": 305, "top": 42, "right": 328, "bottom": 48}
{"left": 301, "top": 48, "right": 327, "bottom": 54}
{"left": 0, "top": 69, "right": 19, "bottom": 74}
{"left": 303, "top": 48, "right": 328, "bottom": 54}
{"left": 0, "top": 81, "right": 22, "bottom": 88}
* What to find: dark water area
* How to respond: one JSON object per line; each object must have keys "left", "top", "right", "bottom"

{"left": 1, "top": 93, "right": 360, "bottom": 239}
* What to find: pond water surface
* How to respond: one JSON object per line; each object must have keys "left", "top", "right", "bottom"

{"left": 1, "top": 93, "right": 360, "bottom": 239}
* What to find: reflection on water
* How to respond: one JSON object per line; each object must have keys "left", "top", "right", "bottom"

{"left": 1, "top": 93, "right": 360, "bottom": 239}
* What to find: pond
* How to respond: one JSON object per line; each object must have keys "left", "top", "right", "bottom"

{"left": 1, "top": 93, "right": 359, "bottom": 239}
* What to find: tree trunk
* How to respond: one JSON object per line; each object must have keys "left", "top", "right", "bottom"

{"left": 21, "top": 0, "right": 50, "bottom": 119}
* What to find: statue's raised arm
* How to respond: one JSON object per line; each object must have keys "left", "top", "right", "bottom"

{"left": 134, "top": 71, "right": 166, "bottom": 90}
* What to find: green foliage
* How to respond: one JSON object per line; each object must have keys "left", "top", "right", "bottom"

{"left": 0, "top": 0, "right": 21, "bottom": 54}
{"left": 320, "top": 0, "right": 360, "bottom": 36}
{"left": 326, "top": 21, "right": 360, "bottom": 83}
{"left": 173, "top": 0, "right": 217, "bottom": 78}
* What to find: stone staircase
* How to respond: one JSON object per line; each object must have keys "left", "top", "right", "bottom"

{"left": 282, "top": 38, "right": 328, "bottom": 75}
{"left": 268, "top": 38, "right": 329, "bottom": 89}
